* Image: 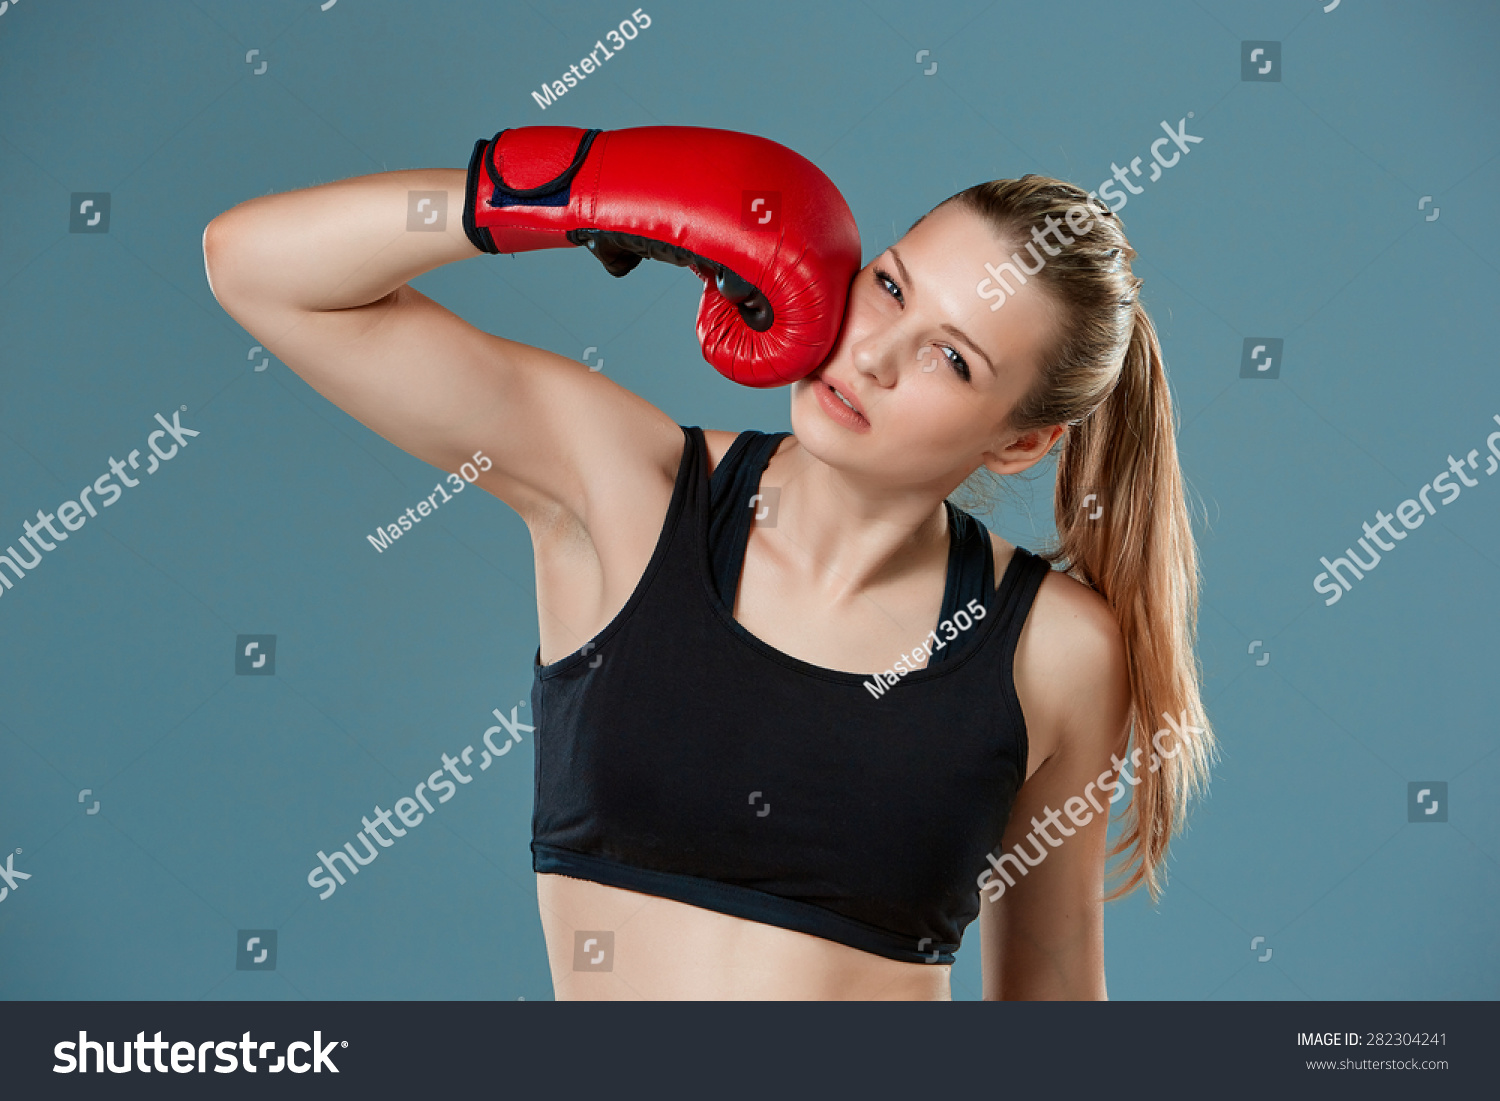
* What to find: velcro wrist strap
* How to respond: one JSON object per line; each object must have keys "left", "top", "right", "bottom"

{"left": 486, "top": 127, "right": 602, "bottom": 202}
{"left": 463, "top": 127, "right": 605, "bottom": 256}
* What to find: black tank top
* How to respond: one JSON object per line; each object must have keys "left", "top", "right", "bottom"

{"left": 530, "top": 426, "right": 1052, "bottom": 965}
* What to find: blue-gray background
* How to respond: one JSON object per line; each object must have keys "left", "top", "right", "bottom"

{"left": 2, "top": 0, "right": 1496, "bottom": 1001}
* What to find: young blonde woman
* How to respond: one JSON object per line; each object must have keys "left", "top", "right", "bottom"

{"left": 203, "top": 124, "right": 1215, "bottom": 1001}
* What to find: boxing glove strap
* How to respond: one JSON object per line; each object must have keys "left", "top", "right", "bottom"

{"left": 569, "top": 228, "right": 775, "bottom": 333}
{"left": 487, "top": 127, "right": 602, "bottom": 200}
{"left": 462, "top": 128, "right": 603, "bottom": 254}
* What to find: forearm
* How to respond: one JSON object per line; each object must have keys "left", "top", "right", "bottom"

{"left": 204, "top": 168, "right": 478, "bottom": 312}
{"left": 988, "top": 948, "right": 1107, "bottom": 1001}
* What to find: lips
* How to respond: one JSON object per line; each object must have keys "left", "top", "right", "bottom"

{"left": 821, "top": 377, "right": 867, "bottom": 420}
{"left": 811, "top": 374, "right": 871, "bottom": 432}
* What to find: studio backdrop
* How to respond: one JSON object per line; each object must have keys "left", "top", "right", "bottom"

{"left": 1, "top": 0, "right": 1496, "bottom": 1001}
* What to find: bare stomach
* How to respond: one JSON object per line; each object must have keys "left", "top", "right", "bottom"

{"left": 536, "top": 873, "right": 952, "bottom": 1000}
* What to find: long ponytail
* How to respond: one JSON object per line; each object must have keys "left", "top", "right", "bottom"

{"left": 931, "top": 176, "right": 1217, "bottom": 901}
{"left": 1050, "top": 301, "right": 1214, "bottom": 900}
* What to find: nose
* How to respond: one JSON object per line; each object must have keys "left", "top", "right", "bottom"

{"left": 849, "top": 321, "right": 904, "bottom": 387}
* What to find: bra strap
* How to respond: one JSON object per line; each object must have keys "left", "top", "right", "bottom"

{"left": 708, "top": 430, "right": 791, "bottom": 605}
{"left": 929, "top": 501, "right": 995, "bottom": 664}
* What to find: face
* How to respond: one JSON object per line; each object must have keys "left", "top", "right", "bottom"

{"left": 791, "top": 201, "right": 1067, "bottom": 496}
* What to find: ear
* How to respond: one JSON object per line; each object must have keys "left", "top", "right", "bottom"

{"left": 978, "top": 423, "right": 1067, "bottom": 477}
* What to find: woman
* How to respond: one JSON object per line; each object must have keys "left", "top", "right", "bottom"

{"left": 203, "top": 138, "right": 1215, "bottom": 1000}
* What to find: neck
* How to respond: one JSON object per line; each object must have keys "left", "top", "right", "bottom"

{"left": 762, "top": 437, "right": 957, "bottom": 599}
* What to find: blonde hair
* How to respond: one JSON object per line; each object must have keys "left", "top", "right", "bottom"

{"left": 927, "top": 175, "right": 1217, "bottom": 901}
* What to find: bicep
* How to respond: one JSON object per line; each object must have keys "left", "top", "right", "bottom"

{"left": 209, "top": 265, "right": 681, "bottom": 526}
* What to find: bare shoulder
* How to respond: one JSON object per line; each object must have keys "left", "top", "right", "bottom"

{"left": 993, "top": 533, "right": 1131, "bottom": 773}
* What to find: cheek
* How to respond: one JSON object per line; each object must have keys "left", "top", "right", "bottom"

{"left": 875, "top": 378, "right": 979, "bottom": 454}
{"left": 832, "top": 285, "right": 882, "bottom": 346}
{"left": 904, "top": 382, "right": 973, "bottom": 436}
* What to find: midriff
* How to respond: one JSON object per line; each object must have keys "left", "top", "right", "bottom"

{"left": 536, "top": 872, "right": 953, "bottom": 1000}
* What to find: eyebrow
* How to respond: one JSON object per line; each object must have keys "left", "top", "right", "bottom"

{"left": 888, "top": 246, "right": 997, "bottom": 377}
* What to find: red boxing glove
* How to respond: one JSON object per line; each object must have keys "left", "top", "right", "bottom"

{"left": 462, "top": 125, "right": 861, "bottom": 387}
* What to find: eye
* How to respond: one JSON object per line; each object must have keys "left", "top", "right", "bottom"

{"left": 874, "top": 267, "right": 905, "bottom": 305}
{"left": 872, "top": 267, "right": 972, "bottom": 383}
{"left": 936, "top": 345, "right": 971, "bottom": 381}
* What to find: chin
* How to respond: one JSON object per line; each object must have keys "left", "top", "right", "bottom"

{"left": 787, "top": 381, "right": 888, "bottom": 481}
{"left": 790, "top": 385, "right": 966, "bottom": 492}
{"left": 787, "top": 380, "right": 844, "bottom": 458}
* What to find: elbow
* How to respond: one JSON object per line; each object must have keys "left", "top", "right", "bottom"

{"left": 202, "top": 214, "right": 246, "bottom": 306}
{"left": 201, "top": 222, "right": 220, "bottom": 304}
{"left": 201, "top": 216, "right": 228, "bottom": 304}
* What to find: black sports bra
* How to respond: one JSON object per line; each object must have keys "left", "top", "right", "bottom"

{"left": 529, "top": 426, "right": 1052, "bottom": 964}
{"left": 707, "top": 430, "right": 997, "bottom": 661}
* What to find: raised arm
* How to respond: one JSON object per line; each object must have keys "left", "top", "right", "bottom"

{"left": 201, "top": 167, "right": 681, "bottom": 528}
